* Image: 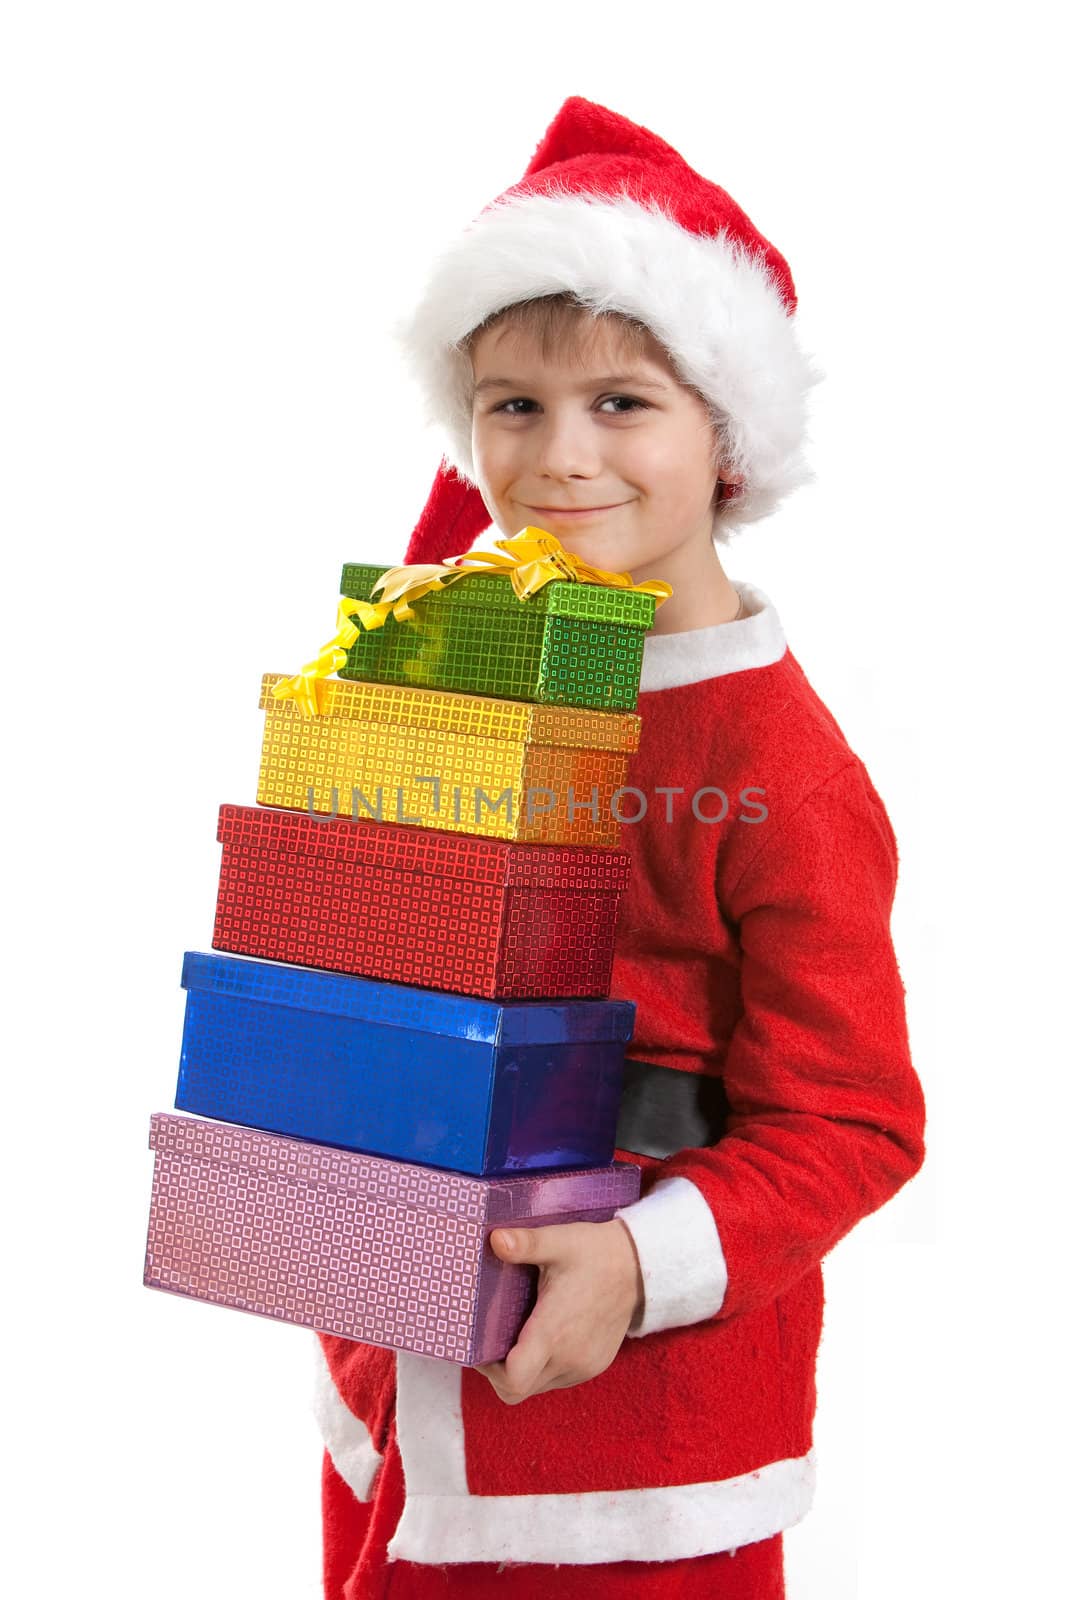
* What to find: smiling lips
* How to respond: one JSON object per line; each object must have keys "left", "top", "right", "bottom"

{"left": 528, "top": 503, "right": 626, "bottom": 516}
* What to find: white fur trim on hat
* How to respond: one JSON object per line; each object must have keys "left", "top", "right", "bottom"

{"left": 393, "top": 188, "right": 824, "bottom": 539}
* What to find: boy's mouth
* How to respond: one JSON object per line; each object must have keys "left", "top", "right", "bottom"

{"left": 525, "top": 503, "right": 628, "bottom": 518}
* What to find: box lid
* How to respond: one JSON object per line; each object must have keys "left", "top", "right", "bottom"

{"left": 149, "top": 1111, "right": 640, "bottom": 1221}
{"left": 181, "top": 951, "right": 636, "bottom": 1045}
{"left": 217, "top": 804, "right": 632, "bottom": 893}
{"left": 341, "top": 563, "right": 657, "bottom": 631}
{"left": 260, "top": 673, "right": 641, "bottom": 753}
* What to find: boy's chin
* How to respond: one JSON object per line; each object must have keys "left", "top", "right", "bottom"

{"left": 505, "top": 512, "right": 654, "bottom": 576}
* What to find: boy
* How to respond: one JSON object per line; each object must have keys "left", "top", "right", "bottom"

{"left": 315, "top": 96, "right": 926, "bottom": 1599}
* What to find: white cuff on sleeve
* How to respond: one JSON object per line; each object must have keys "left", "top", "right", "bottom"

{"left": 613, "top": 1175, "right": 729, "bottom": 1337}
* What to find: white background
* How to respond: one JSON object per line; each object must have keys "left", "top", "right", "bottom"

{"left": 3, "top": 3, "right": 1063, "bottom": 1596}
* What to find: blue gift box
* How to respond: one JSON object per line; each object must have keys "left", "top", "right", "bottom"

{"left": 174, "top": 951, "right": 636, "bottom": 1176}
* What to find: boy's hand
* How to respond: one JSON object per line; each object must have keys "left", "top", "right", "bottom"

{"left": 473, "top": 1219, "right": 644, "bottom": 1404}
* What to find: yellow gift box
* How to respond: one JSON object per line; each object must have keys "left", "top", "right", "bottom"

{"left": 257, "top": 673, "right": 641, "bottom": 848}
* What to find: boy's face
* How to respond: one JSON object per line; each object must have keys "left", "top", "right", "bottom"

{"left": 469, "top": 317, "right": 736, "bottom": 586}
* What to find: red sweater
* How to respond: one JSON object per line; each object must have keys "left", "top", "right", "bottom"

{"left": 315, "top": 583, "right": 926, "bottom": 1566}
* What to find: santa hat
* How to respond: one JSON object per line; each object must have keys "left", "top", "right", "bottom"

{"left": 394, "top": 96, "right": 822, "bottom": 565}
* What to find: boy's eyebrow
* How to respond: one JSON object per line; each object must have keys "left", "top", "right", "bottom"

{"left": 473, "top": 371, "right": 672, "bottom": 396}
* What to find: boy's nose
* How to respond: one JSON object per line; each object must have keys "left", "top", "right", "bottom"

{"left": 530, "top": 414, "right": 602, "bottom": 479}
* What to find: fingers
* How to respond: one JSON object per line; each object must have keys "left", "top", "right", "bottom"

{"left": 476, "top": 1351, "right": 589, "bottom": 1403}
{"left": 473, "top": 1222, "right": 623, "bottom": 1403}
{"left": 483, "top": 1349, "right": 553, "bottom": 1405}
{"left": 497, "top": 1313, "right": 553, "bottom": 1401}
{"left": 473, "top": 1308, "right": 554, "bottom": 1403}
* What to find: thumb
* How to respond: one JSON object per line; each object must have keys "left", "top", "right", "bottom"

{"left": 489, "top": 1226, "right": 551, "bottom": 1264}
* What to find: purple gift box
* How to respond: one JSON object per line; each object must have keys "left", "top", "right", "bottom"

{"left": 144, "top": 1113, "right": 640, "bottom": 1365}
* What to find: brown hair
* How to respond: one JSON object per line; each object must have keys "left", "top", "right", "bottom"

{"left": 459, "top": 292, "right": 735, "bottom": 507}
{"left": 460, "top": 292, "right": 654, "bottom": 369}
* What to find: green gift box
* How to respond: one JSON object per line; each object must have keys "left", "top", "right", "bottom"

{"left": 337, "top": 564, "right": 658, "bottom": 713}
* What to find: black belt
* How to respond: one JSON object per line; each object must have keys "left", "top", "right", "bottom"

{"left": 615, "top": 1058, "right": 730, "bottom": 1160}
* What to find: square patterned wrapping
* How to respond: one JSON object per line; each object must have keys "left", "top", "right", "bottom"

{"left": 257, "top": 673, "right": 640, "bottom": 847}
{"left": 338, "top": 564, "right": 657, "bottom": 713}
{"left": 212, "top": 804, "right": 631, "bottom": 1000}
{"left": 175, "top": 951, "right": 636, "bottom": 1174}
{"left": 144, "top": 1113, "right": 640, "bottom": 1363}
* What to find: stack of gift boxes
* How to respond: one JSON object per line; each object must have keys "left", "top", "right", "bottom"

{"left": 143, "top": 541, "right": 666, "bottom": 1365}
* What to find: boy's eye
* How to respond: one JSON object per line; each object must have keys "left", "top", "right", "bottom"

{"left": 493, "top": 395, "right": 649, "bottom": 416}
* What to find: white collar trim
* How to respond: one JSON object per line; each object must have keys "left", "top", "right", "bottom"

{"left": 639, "top": 583, "right": 786, "bottom": 692}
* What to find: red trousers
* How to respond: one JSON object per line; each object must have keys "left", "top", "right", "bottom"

{"left": 322, "top": 1418, "right": 787, "bottom": 1600}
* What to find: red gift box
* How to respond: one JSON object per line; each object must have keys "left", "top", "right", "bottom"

{"left": 212, "top": 804, "right": 631, "bottom": 1000}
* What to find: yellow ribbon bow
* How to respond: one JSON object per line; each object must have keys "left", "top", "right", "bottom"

{"left": 272, "top": 526, "right": 673, "bottom": 717}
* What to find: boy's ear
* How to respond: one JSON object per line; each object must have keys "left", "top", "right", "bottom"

{"left": 405, "top": 461, "right": 491, "bottom": 565}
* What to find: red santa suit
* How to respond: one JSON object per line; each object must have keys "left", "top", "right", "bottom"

{"left": 314, "top": 581, "right": 927, "bottom": 1577}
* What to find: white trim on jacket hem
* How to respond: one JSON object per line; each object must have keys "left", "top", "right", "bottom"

{"left": 312, "top": 1341, "right": 384, "bottom": 1502}
{"left": 639, "top": 583, "right": 786, "bottom": 692}
{"left": 614, "top": 1175, "right": 729, "bottom": 1336}
{"left": 386, "top": 1350, "right": 815, "bottom": 1565}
